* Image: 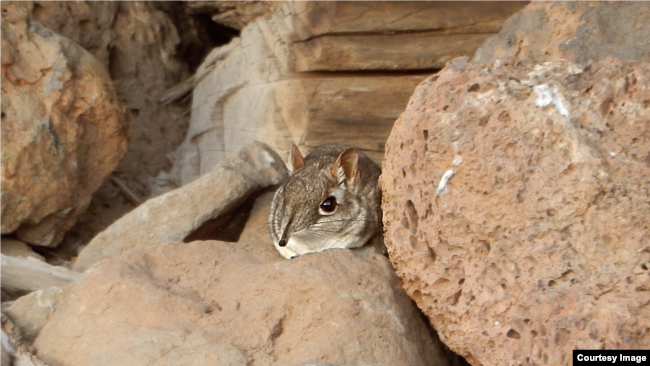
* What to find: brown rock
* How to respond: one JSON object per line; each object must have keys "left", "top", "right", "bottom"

{"left": 30, "top": 2, "right": 196, "bottom": 250}
{"left": 160, "top": 1, "right": 527, "bottom": 189}
{"left": 290, "top": 1, "right": 527, "bottom": 40}
{"left": 29, "top": 1, "right": 118, "bottom": 69}
{"left": 4, "top": 288, "right": 64, "bottom": 343}
{"left": 74, "top": 142, "right": 288, "bottom": 272}
{"left": 1, "top": 238, "right": 45, "bottom": 262}
{"left": 1, "top": 339, "right": 7, "bottom": 366}
{"left": 0, "top": 3, "right": 129, "bottom": 246}
{"left": 290, "top": 1, "right": 527, "bottom": 72}
{"left": 473, "top": 2, "right": 650, "bottom": 64}
{"left": 381, "top": 58, "right": 650, "bottom": 365}
{"left": 2, "top": 313, "right": 50, "bottom": 366}
{"left": 186, "top": 1, "right": 279, "bottom": 30}
{"left": 1, "top": 254, "right": 79, "bottom": 293}
{"left": 36, "top": 241, "right": 450, "bottom": 366}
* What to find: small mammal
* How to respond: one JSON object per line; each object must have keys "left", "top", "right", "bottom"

{"left": 269, "top": 143, "right": 386, "bottom": 259}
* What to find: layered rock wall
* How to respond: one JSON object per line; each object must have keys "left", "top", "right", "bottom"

{"left": 160, "top": 1, "right": 527, "bottom": 188}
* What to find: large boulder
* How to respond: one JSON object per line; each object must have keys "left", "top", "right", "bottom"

{"left": 29, "top": 1, "right": 198, "bottom": 248}
{"left": 1, "top": 3, "right": 129, "bottom": 246}
{"left": 36, "top": 240, "right": 451, "bottom": 366}
{"left": 381, "top": 58, "right": 650, "bottom": 365}
{"left": 473, "top": 1, "right": 650, "bottom": 64}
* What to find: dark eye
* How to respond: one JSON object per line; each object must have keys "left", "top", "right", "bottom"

{"left": 319, "top": 196, "right": 337, "bottom": 214}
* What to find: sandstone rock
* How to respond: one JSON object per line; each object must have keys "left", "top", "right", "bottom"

{"left": 292, "top": 362, "right": 385, "bottom": 366}
{"left": 2, "top": 313, "right": 50, "bottom": 366}
{"left": 29, "top": 1, "right": 200, "bottom": 250}
{"left": 1, "top": 2, "right": 129, "bottom": 246}
{"left": 175, "top": 38, "right": 425, "bottom": 184}
{"left": 238, "top": 191, "right": 277, "bottom": 245}
{"left": 74, "top": 142, "right": 288, "bottom": 272}
{"left": 159, "top": 1, "right": 526, "bottom": 190}
{"left": 1, "top": 238, "right": 45, "bottom": 262}
{"left": 4, "top": 288, "right": 64, "bottom": 343}
{"left": 290, "top": 1, "right": 527, "bottom": 72}
{"left": 36, "top": 240, "right": 449, "bottom": 366}
{"left": 29, "top": 1, "right": 118, "bottom": 69}
{"left": 1, "top": 254, "right": 79, "bottom": 293}
{"left": 381, "top": 58, "right": 650, "bottom": 365}
{"left": 473, "top": 2, "right": 650, "bottom": 64}
{"left": 1, "top": 340, "right": 7, "bottom": 366}
{"left": 289, "top": 1, "right": 525, "bottom": 39}
{"left": 186, "top": 1, "right": 279, "bottom": 30}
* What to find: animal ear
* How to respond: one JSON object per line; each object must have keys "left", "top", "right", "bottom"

{"left": 288, "top": 144, "right": 304, "bottom": 173}
{"left": 332, "top": 148, "right": 360, "bottom": 188}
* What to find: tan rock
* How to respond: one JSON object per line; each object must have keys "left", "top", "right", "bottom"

{"left": 381, "top": 58, "right": 650, "bottom": 365}
{"left": 29, "top": 1, "right": 118, "bottom": 69}
{"left": 74, "top": 142, "right": 288, "bottom": 272}
{"left": 1, "top": 254, "right": 79, "bottom": 293}
{"left": 293, "top": 33, "right": 494, "bottom": 72}
{"left": 159, "top": 1, "right": 526, "bottom": 189}
{"left": 0, "top": 3, "right": 129, "bottom": 246}
{"left": 1, "top": 340, "right": 8, "bottom": 366}
{"left": 30, "top": 2, "right": 195, "bottom": 248}
{"left": 1, "top": 238, "right": 45, "bottom": 262}
{"left": 289, "top": 1, "right": 527, "bottom": 71}
{"left": 186, "top": 1, "right": 279, "bottom": 30}
{"left": 289, "top": 1, "right": 528, "bottom": 40}
{"left": 4, "top": 288, "right": 64, "bottom": 343}
{"left": 36, "top": 240, "right": 449, "bottom": 366}
{"left": 473, "top": 2, "right": 650, "bottom": 64}
{"left": 2, "top": 313, "right": 50, "bottom": 366}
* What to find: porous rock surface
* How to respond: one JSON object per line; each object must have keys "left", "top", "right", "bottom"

{"left": 381, "top": 58, "right": 650, "bottom": 365}
{"left": 35, "top": 240, "right": 450, "bottom": 366}
{"left": 474, "top": 1, "right": 650, "bottom": 64}
{"left": 1, "top": 2, "right": 129, "bottom": 247}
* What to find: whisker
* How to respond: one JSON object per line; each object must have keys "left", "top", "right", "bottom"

{"left": 308, "top": 230, "right": 346, "bottom": 245}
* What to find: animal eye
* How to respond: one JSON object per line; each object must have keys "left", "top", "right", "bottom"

{"left": 319, "top": 196, "right": 337, "bottom": 214}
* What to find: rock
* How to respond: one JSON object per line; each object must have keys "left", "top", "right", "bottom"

{"left": 185, "top": 1, "right": 279, "bottom": 30}
{"left": 1, "top": 238, "right": 45, "bottom": 262}
{"left": 1, "top": 341, "right": 7, "bottom": 366}
{"left": 159, "top": 1, "right": 526, "bottom": 189}
{"left": 2, "top": 313, "right": 50, "bottom": 366}
{"left": 35, "top": 239, "right": 449, "bottom": 366}
{"left": 238, "top": 191, "right": 278, "bottom": 245}
{"left": 0, "top": 2, "right": 129, "bottom": 247}
{"left": 30, "top": 2, "right": 203, "bottom": 251}
{"left": 290, "top": 1, "right": 527, "bottom": 72}
{"left": 74, "top": 142, "right": 288, "bottom": 272}
{"left": 4, "top": 288, "right": 64, "bottom": 344}
{"left": 29, "top": 1, "right": 118, "bottom": 69}
{"left": 473, "top": 2, "right": 650, "bottom": 64}
{"left": 175, "top": 40, "right": 425, "bottom": 184}
{"left": 1, "top": 254, "right": 79, "bottom": 293}
{"left": 291, "top": 362, "right": 385, "bottom": 366}
{"left": 381, "top": 58, "right": 650, "bottom": 365}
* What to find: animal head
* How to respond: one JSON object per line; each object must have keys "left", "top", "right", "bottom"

{"left": 269, "top": 144, "right": 381, "bottom": 259}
